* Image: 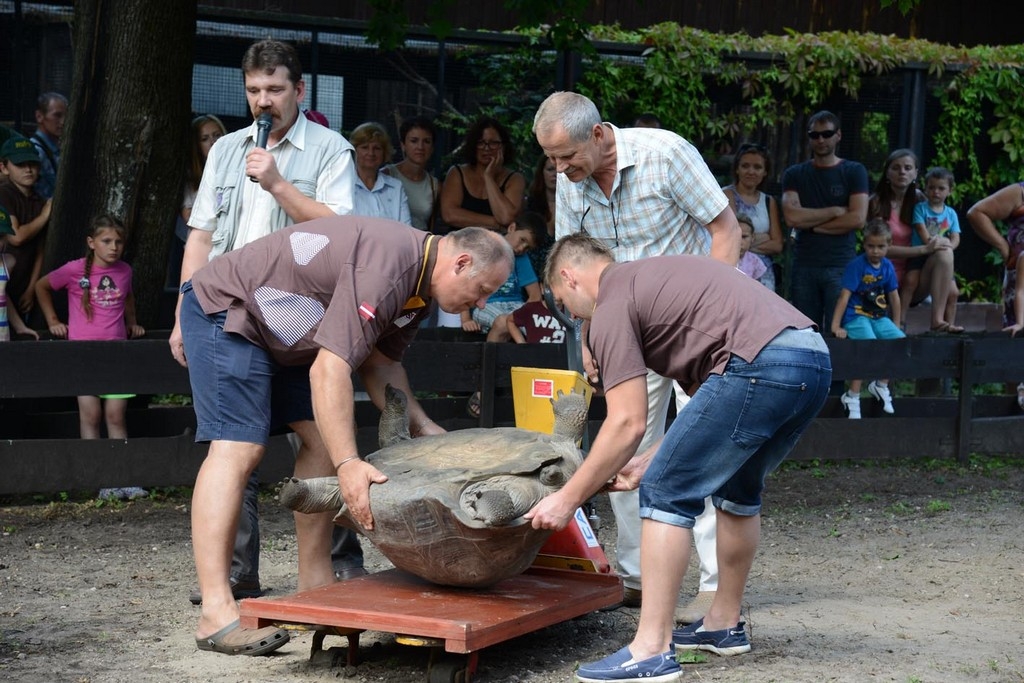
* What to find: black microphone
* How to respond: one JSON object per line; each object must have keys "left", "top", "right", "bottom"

{"left": 249, "top": 113, "right": 272, "bottom": 183}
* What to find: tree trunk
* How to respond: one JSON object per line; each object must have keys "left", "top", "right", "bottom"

{"left": 48, "top": 0, "right": 196, "bottom": 328}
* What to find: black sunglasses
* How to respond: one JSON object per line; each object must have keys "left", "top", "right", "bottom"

{"left": 808, "top": 130, "right": 837, "bottom": 140}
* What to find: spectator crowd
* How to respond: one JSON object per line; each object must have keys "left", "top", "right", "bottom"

{"left": 7, "top": 90, "right": 1015, "bottom": 361}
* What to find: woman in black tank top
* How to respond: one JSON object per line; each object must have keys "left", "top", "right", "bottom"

{"left": 440, "top": 116, "right": 525, "bottom": 232}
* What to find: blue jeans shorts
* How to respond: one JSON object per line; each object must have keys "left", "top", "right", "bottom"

{"left": 638, "top": 328, "right": 832, "bottom": 527}
{"left": 473, "top": 300, "right": 521, "bottom": 332}
{"left": 180, "top": 283, "right": 313, "bottom": 445}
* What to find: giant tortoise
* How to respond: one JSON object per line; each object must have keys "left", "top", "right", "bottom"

{"left": 280, "top": 385, "right": 587, "bottom": 587}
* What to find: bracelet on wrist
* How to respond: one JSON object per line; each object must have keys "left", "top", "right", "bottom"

{"left": 334, "top": 455, "right": 361, "bottom": 472}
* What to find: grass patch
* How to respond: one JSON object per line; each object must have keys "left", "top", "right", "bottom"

{"left": 675, "top": 650, "right": 708, "bottom": 664}
{"left": 777, "top": 458, "right": 833, "bottom": 478}
{"left": 968, "top": 454, "right": 1024, "bottom": 477}
{"left": 886, "top": 501, "right": 914, "bottom": 516}
{"left": 779, "top": 455, "right": 1024, "bottom": 480}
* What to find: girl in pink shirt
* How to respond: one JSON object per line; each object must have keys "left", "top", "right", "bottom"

{"left": 35, "top": 215, "right": 145, "bottom": 443}
{"left": 736, "top": 214, "right": 769, "bottom": 283}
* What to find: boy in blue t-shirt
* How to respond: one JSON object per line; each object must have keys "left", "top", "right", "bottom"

{"left": 912, "top": 166, "right": 960, "bottom": 246}
{"left": 907, "top": 166, "right": 961, "bottom": 331}
{"left": 830, "top": 219, "right": 905, "bottom": 418}
{"left": 460, "top": 212, "right": 548, "bottom": 342}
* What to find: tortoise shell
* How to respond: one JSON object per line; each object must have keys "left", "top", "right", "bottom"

{"left": 280, "top": 386, "right": 587, "bottom": 587}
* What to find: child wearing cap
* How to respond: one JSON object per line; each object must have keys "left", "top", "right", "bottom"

{"left": 0, "top": 204, "right": 40, "bottom": 341}
{"left": 0, "top": 136, "right": 51, "bottom": 321}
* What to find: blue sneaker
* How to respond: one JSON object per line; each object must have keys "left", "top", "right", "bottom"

{"left": 575, "top": 646, "right": 681, "bottom": 683}
{"left": 120, "top": 486, "right": 149, "bottom": 500}
{"left": 672, "top": 619, "right": 751, "bottom": 656}
{"left": 98, "top": 487, "right": 149, "bottom": 501}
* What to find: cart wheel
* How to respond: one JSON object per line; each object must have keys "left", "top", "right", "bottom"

{"left": 427, "top": 656, "right": 467, "bottom": 683}
{"left": 308, "top": 627, "right": 361, "bottom": 667}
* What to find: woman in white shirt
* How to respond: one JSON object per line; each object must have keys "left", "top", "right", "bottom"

{"left": 349, "top": 122, "right": 411, "bottom": 225}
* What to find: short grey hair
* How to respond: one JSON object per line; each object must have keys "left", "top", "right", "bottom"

{"left": 447, "top": 227, "right": 514, "bottom": 276}
{"left": 533, "top": 91, "right": 601, "bottom": 143}
{"left": 36, "top": 92, "right": 67, "bottom": 114}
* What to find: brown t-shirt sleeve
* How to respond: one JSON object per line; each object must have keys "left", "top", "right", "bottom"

{"left": 590, "top": 297, "right": 649, "bottom": 392}
{"left": 313, "top": 265, "right": 411, "bottom": 369}
{"left": 374, "top": 311, "right": 425, "bottom": 362}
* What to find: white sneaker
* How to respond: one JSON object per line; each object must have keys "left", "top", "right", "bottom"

{"left": 840, "top": 391, "right": 861, "bottom": 419}
{"left": 868, "top": 381, "right": 894, "bottom": 414}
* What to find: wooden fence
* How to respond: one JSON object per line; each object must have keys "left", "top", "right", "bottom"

{"left": 1, "top": 331, "right": 1022, "bottom": 496}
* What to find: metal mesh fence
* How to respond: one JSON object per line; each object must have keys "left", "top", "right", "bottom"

{"left": 0, "top": 4, "right": 970, "bottom": 185}
{"left": 186, "top": 19, "right": 521, "bottom": 170}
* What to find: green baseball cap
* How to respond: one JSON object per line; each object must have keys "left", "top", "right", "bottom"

{"left": 0, "top": 204, "right": 13, "bottom": 236}
{"left": 0, "top": 136, "right": 41, "bottom": 165}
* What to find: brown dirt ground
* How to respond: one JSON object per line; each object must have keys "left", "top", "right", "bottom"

{"left": 2, "top": 457, "right": 1023, "bottom": 683}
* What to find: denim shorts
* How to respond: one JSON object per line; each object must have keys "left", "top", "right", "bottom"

{"left": 180, "top": 284, "right": 313, "bottom": 445}
{"left": 638, "top": 328, "right": 832, "bottom": 527}
{"left": 844, "top": 315, "right": 905, "bottom": 340}
{"left": 473, "top": 300, "right": 521, "bottom": 332}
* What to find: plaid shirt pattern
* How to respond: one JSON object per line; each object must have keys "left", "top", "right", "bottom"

{"left": 554, "top": 124, "right": 728, "bottom": 261}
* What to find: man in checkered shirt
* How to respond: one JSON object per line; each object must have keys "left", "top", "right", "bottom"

{"left": 533, "top": 91, "right": 740, "bottom": 619}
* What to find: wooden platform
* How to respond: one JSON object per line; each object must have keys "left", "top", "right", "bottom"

{"left": 238, "top": 567, "right": 623, "bottom": 654}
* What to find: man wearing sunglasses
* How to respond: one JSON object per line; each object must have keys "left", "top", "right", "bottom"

{"left": 781, "top": 110, "right": 869, "bottom": 332}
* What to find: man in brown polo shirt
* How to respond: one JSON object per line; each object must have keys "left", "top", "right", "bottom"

{"left": 528, "top": 234, "right": 830, "bottom": 681}
{"left": 180, "top": 219, "right": 512, "bottom": 656}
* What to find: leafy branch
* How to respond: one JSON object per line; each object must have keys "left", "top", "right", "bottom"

{"left": 364, "top": 6, "right": 1024, "bottom": 218}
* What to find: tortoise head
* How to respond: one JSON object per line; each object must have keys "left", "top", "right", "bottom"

{"left": 538, "top": 463, "right": 568, "bottom": 487}
{"left": 550, "top": 389, "right": 588, "bottom": 445}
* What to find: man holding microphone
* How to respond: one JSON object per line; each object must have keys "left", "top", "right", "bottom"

{"left": 169, "top": 39, "right": 360, "bottom": 625}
